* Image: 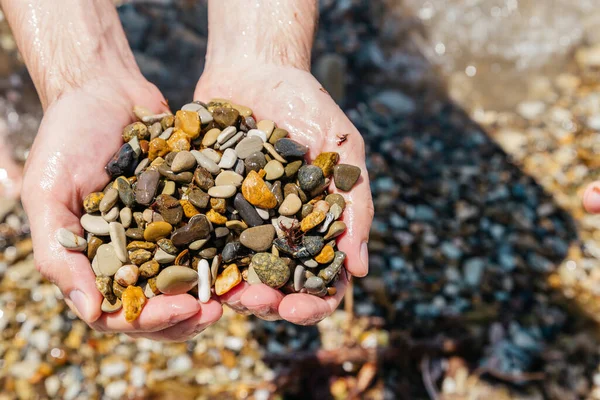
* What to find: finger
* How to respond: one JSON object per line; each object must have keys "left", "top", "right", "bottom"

{"left": 217, "top": 281, "right": 253, "bottom": 315}
{"left": 240, "top": 283, "right": 284, "bottom": 321}
{"left": 278, "top": 270, "right": 349, "bottom": 325}
{"left": 91, "top": 294, "right": 201, "bottom": 333}
{"left": 330, "top": 135, "right": 373, "bottom": 278}
{"left": 584, "top": 181, "right": 600, "bottom": 213}
{"left": 126, "top": 299, "right": 223, "bottom": 342}
{"left": 22, "top": 197, "right": 104, "bottom": 324}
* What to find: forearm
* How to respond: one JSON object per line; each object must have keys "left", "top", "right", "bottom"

{"left": 1, "top": 0, "right": 138, "bottom": 109}
{"left": 206, "top": 0, "right": 318, "bottom": 71}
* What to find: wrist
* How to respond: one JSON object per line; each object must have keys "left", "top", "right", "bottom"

{"left": 205, "top": 0, "right": 317, "bottom": 71}
{"left": 2, "top": 0, "right": 140, "bottom": 109}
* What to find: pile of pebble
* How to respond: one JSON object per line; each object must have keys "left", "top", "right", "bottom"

{"left": 57, "top": 100, "right": 360, "bottom": 321}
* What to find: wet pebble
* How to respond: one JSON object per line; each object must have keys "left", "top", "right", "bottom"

{"left": 156, "top": 266, "right": 199, "bottom": 295}
{"left": 171, "top": 151, "right": 197, "bottom": 173}
{"left": 274, "top": 138, "right": 308, "bottom": 158}
{"left": 81, "top": 214, "right": 110, "bottom": 236}
{"left": 240, "top": 225, "right": 276, "bottom": 252}
{"left": 298, "top": 165, "right": 325, "bottom": 192}
{"left": 251, "top": 252, "right": 290, "bottom": 289}
{"left": 333, "top": 164, "right": 361, "bottom": 191}
{"left": 56, "top": 228, "right": 87, "bottom": 251}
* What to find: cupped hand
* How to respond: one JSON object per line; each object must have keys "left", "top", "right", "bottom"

{"left": 22, "top": 73, "right": 222, "bottom": 341}
{"left": 195, "top": 64, "right": 374, "bottom": 325}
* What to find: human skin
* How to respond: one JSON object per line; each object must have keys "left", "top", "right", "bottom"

{"left": 1, "top": 0, "right": 373, "bottom": 339}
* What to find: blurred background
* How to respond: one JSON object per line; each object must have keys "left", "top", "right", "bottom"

{"left": 2, "top": 0, "right": 600, "bottom": 398}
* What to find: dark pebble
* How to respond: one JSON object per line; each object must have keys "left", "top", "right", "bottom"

{"left": 116, "top": 177, "right": 135, "bottom": 207}
{"left": 297, "top": 165, "right": 325, "bottom": 192}
{"left": 222, "top": 241, "right": 242, "bottom": 263}
{"left": 188, "top": 188, "right": 210, "bottom": 209}
{"left": 333, "top": 164, "right": 361, "bottom": 191}
{"left": 244, "top": 152, "right": 267, "bottom": 173}
{"left": 271, "top": 181, "right": 284, "bottom": 206}
{"left": 213, "top": 107, "right": 240, "bottom": 128}
{"left": 155, "top": 194, "right": 183, "bottom": 225}
{"left": 234, "top": 159, "right": 246, "bottom": 176}
{"left": 106, "top": 143, "right": 138, "bottom": 178}
{"left": 171, "top": 214, "right": 211, "bottom": 247}
{"left": 193, "top": 166, "right": 215, "bottom": 191}
{"left": 274, "top": 138, "right": 308, "bottom": 158}
{"left": 233, "top": 193, "right": 263, "bottom": 227}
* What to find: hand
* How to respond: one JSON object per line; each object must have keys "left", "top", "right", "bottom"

{"left": 22, "top": 73, "right": 222, "bottom": 341}
{"left": 195, "top": 63, "right": 374, "bottom": 325}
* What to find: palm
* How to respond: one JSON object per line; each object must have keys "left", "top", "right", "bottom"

{"left": 196, "top": 65, "right": 373, "bottom": 324}
{"left": 22, "top": 78, "right": 210, "bottom": 335}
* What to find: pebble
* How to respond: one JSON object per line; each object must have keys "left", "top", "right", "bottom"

{"left": 101, "top": 298, "right": 122, "bottom": 313}
{"left": 263, "top": 142, "right": 287, "bottom": 163}
{"left": 218, "top": 148, "right": 238, "bottom": 169}
{"left": 202, "top": 128, "right": 221, "bottom": 147}
{"left": 215, "top": 170, "right": 244, "bottom": 187}
{"left": 206, "top": 209, "right": 227, "bottom": 224}
{"left": 198, "top": 106, "right": 213, "bottom": 124}
{"left": 279, "top": 194, "right": 302, "bottom": 216}
{"left": 197, "top": 259, "right": 211, "bottom": 303}
{"left": 234, "top": 159, "right": 245, "bottom": 175}
{"left": 193, "top": 166, "right": 215, "bottom": 191}
{"left": 87, "top": 236, "right": 103, "bottom": 260}
{"left": 325, "top": 193, "right": 346, "bottom": 210}
{"left": 256, "top": 120, "right": 275, "bottom": 138}
{"left": 214, "top": 226, "right": 230, "bottom": 238}
{"left": 244, "top": 152, "right": 267, "bottom": 172}
{"left": 157, "top": 238, "right": 178, "bottom": 254}
{"left": 315, "top": 245, "right": 335, "bottom": 264}
{"left": 95, "top": 244, "right": 123, "bottom": 276}
{"left": 159, "top": 127, "right": 173, "bottom": 140}
{"left": 201, "top": 148, "right": 221, "bottom": 164}
{"left": 300, "top": 235, "right": 325, "bottom": 257}
{"left": 242, "top": 171, "right": 278, "bottom": 209}
{"left": 234, "top": 193, "right": 264, "bottom": 227}
{"left": 180, "top": 200, "right": 199, "bottom": 218}
{"left": 293, "top": 265, "right": 307, "bottom": 292}
{"left": 333, "top": 164, "right": 361, "bottom": 191}
{"left": 284, "top": 160, "right": 303, "bottom": 178}
{"left": 114, "top": 265, "right": 139, "bottom": 286}
{"left": 298, "top": 165, "right": 325, "bottom": 192}
{"left": 274, "top": 138, "right": 308, "bottom": 158}
{"left": 318, "top": 251, "right": 346, "bottom": 284}
{"left": 268, "top": 127, "right": 288, "bottom": 144}
{"left": 126, "top": 241, "right": 156, "bottom": 251}
{"left": 304, "top": 276, "right": 326, "bottom": 297}
{"left": 232, "top": 103, "right": 253, "bottom": 118}
{"left": 171, "top": 214, "right": 210, "bottom": 246}
{"left": 99, "top": 188, "right": 119, "bottom": 213}
{"left": 216, "top": 126, "right": 237, "bottom": 144}
{"left": 171, "top": 151, "right": 197, "bottom": 172}
{"left": 208, "top": 185, "right": 237, "bottom": 198}
{"left": 56, "top": 228, "right": 87, "bottom": 251}
{"left": 123, "top": 122, "right": 149, "bottom": 142}
{"left": 222, "top": 241, "right": 242, "bottom": 263}
{"left": 148, "top": 138, "right": 169, "bottom": 161}
{"left": 190, "top": 150, "right": 220, "bottom": 174}
{"left": 130, "top": 249, "right": 152, "bottom": 265}
{"left": 235, "top": 136, "right": 264, "bottom": 159}
{"left": 247, "top": 129, "right": 267, "bottom": 142}
{"left": 199, "top": 247, "right": 218, "bottom": 259}
{"left": 213, "top": 107, "right": 240, "bottom": 129}
{"left": 215, "top": 264, "right": 242, "bottom": 295}
{"left": 155, "top": 194, "right": 184, "bottom": 225}
{"left": 154, "top": 248, "right": 176, "bottom": 264}
{"left": 83, "top": 192, "right": 104, "bottom": 213}
{"left": 219, "top": 131, "right": 244, "bottom": 150}
{"left": 96, "top": 276, "right": 116, "bottom": 303}
{"left": 119, "top": 207, "right": 132, "bottom": 228}
{"left": 139, "top": 260, "right": 160, "bottom": 278}
{"left": 251, "top": 253, "right": 290, "bottom": 289}
{"left": 189, "top": 239, "right": 208, "bottom": 251}
{"left": 188, "top": 188, "right": 210, "bottom": 209}
{"left": 312, "top": 152, "right": 339, "bottom": 177}
{"left": 247, "top": 265, "right": 262, "bottom": 285}
{"left": 301, "top": 210, "right": 326, "bottom": 232}
{"left": 108, "top": 222, "right": 127, "bottom": 262}
{"left": 122, "top": 285, "right": 146, "bottom": 322}
{"left": 134, "top": 158, "right": 150, "bottom": 175}
{"left": 156, "top": 265, "right": 199, "bottom": 295}
{"left": 149, "top": 122, "right": 162, "bottom": 140}
{"left": 116, "top": 177, "right": 135, "bottom": 207}
{"left": 167, "top": 129, "right": 191, "bottom": 152}
{"left": 240, "top": 225, "right": 276, "bottom": 252}
{"left": 302, "top": 258, "right": 319, "bottom": 269}
{"left": 318, "top": 212, "right": 335, "bottom": 233}
{"left": 211, "top": 256, "right": 221, "bottom": 282}
{"left": 324, "top": 221, "right": 346, "bottom": 240}
{"left": 175, "top": 110, "right": 201, "bottom": 139}
{"left": 143, "top": 221, "right": 173, "bottom": 242}
{"left": 210, "top": 198, "right": 227, "bottom": 213}
{"left": 80, "top": 214, "right": 110, "bottom": 236}
{"left": 264, "top": 160, "right": 284, "bottom": 180}
{"left": 161, "top": 181, "right": 176, "bottom": 196}
{"left": 106, "top": 143, "right": 138, "bottom": 177}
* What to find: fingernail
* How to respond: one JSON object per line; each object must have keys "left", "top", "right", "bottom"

{"left": 69, "top": 290, "right": 90, "bottom": 320}
{"left": 360, "top": 241, "right": 369, "bottom": 272}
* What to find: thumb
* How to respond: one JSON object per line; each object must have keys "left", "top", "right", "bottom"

{"left": 23, "top": 197, "right": 103, "bottom": 323}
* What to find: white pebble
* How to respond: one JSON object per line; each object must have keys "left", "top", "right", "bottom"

{"left": 80, "top": 214, "right": 109, "bottom": 235}
{"left": 102, "top": 206, "right": 120, "bottom": 222}
{"left": 218, "top": 148, "right": 237, "bottom": 169}
{"left": 109, "top": 222, "right": 128, "bottom": 263}
{"left": 104, "top": 380, "right": 128, "bottom": 399}
{"left": 255, "top": 207, "right": 270, "bottom": 220}
{"left": 159, "top": 127, "right": 174, "bottom": 140}
{"left": 56, "top": 228, "right": 87, "bottom": 251}
{"left": 208, "top": 185, "right": 237, "bottom": 198}
{"left": 120, "top": 207, "right": 132, "bottom": 228}
{"left": 217, "top": 126, "right": 236, "bottom": 144}
{"left": 190, "top": 150, "right": 220, "bottom": 174}
{"left": 198, "top": 106, "right": 213, "bottom": 124}
{"left": 114, "top": 264, "right": 139, "bottom": 286}
{"left": 247, "top": 129, "right": 267, "bottom": 142}
{"left": 198, "top": 259, "right": 211, "bottom": 303}
{"left": 201, "top": 148, "right": 222, "bottom": 164}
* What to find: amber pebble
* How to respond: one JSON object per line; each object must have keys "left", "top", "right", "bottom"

{"left": 327, "top": 287, "right": 337, "bottom": 296}
{"left": 210, "top": 198, "right": 227, "bottom": 214}
{"left": 207, "top": 209, "right": 227, "bottom": 225}
{"left": 312, "top": 152, "right": 340, "bottom": 177}
{"left": 215, "top": 264, "right": 242, "bottom": 295}
{"left": 180, "top": 200, "right": 200, "bottom": 218}
{"left": 148, "top": 138, "right": 170, "bottom": 161}
{"left": 167, "top": 129, "right": 191, "bottom": 152}
{"left": 300, "top": 210, "right": 326, "bottom": 232}
{"left": 175, "top": 110, "right": 201, "bottom": 139}
{"left": 315, "top": 245, "right": 335, "bottom": 264}
{"left": 241, "top": 170, "right": 278, "bottom": 209}
{"left": 122, "top": 286, "right": 147, "bottom": 322}
{"left": 83, "top": 192, "right": 104, "bottom": 213}
{"left": 139, "top": 140, "right": 149, "bottom": 155}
